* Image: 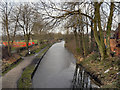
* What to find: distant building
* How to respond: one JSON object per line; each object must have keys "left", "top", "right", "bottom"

{"left": 115, "top": 23, "right": 120, "bottom": 41}
{"left": 115, "top": 23, "right": 120, "bottom": 56}
{"left": 104, "top": 23, "right": 120, "bottom": 56}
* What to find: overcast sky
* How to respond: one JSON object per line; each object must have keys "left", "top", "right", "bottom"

{"left": 0, "top": 0, "right": 119, "bottom": 36}
{"left": 1, "top": 0, "right": 120, "bottom": 2}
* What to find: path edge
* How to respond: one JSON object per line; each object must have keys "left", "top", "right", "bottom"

{"left": 31, "top": 44, "right": 52, "bottom": 79}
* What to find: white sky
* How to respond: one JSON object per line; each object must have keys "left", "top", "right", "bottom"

{"left": 1, "top": 0, "right": 120, "bottom": 2}
{"left": 0, "top": 0, "right": 120, "bottom": 36}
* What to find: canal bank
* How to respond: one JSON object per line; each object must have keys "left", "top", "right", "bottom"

{"left": 17, "top": 44, "right": 52, "bottom": 88}
{"left": 78, "top": 52, "right": 120, "bottom": 88}
{"left": 65, "top": 39, "right": 120, "bottom": 88}
{"left": 72, "top": 64, "right": 100, "bottom": 88}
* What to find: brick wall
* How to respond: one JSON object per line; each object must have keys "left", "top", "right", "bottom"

{"left": 104, "top": 38, "right": 120, "bottom": 56}
{"left": 115, "top": 47, "right": 120, "bottom": 55}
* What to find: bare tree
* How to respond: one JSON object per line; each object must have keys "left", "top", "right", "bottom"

{"left": 32, "top": 14, "right": 45, "bottom": 46}
{"left": 40, "top": 0, "right": 117, "bottom": 60}
{"left": 0, "top": 2, "right": 13, "bottom": 56}
{"left": 18, "top": 3, "right": 35, "bottom": 52}
{"left": 10, "top": 5, "right": 21, "bottom": 49}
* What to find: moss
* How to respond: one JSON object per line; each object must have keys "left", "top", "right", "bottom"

{"left": 18, "top": 65, "right": 35, "bottom": 88}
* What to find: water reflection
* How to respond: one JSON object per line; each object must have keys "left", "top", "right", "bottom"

{"left": 32, "top": 41, "right": 76, "bottom": 88}
{"left": 71, "top": 64, "right": 99, "bottom": 89}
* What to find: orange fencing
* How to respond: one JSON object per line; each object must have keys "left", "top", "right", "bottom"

{"left": 2, "top": 42, "right": 35, "bottom": 47}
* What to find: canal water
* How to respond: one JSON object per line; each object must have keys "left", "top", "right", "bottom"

{"left": 32, "top": 41, "right": 99, "bottom": 88}
{"left": 72, "top": 64, "right": 100, "bottom": 88}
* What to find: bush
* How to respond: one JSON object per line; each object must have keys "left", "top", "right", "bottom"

{"left": 76, "top": 48, "right": 80, "bottom": 53}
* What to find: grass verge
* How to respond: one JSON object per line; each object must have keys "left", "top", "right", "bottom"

{"left": 2, "top": 58, "right": 23, "bottom": 76}
{"left": 2, "top": 45, "right": 42, "bottom": 76}
{"left": 17, "top": 65, "right": 35, "bottom": 88}
{"left": 35, "top": 44, "right": 48, "bottom": 53}
{"left": 17, "top": 45, "right": 51, "bottom": 88}
{"left": 36, "top": 46, "right": 49, "bottom": 58}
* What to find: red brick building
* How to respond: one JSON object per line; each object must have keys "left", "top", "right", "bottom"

{"left": 104, "top": 23, "right": 120, "bottom": 56}
{"left": 115, "top": 23, "right": 120, "bottom": 56}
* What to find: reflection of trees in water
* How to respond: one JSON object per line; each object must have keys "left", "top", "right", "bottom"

{"left": 71, "top": 64, "right": 92, "bottom": 89}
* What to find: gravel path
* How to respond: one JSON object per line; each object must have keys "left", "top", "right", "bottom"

{"left": 2, "top": 48, "right": 45, "bottom": 88}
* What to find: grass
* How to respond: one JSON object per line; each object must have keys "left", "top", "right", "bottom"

{"left": 36, "top": 46, "right": 49, "bottom": 58}
{"left": 17, "top": 45, "right": 51, "bottom": 88}
{"left": 34, "top": 48, "right": 41, "bottom": 53}
{"left": 18, "top": 65, "right": 35, "bottom": 88}
{"left": 2, "top": 45, "right": 39, "bottom": 76}
{"left": 2, "top": 42, "right": 53, "bottom": 88}
{"left": 65, "top": 39, "right": 120, "bottom": 88}
{"left": 34, "top": 44, "right": 48, "bottom": 53}
{"left": 78, "top": 52, "right": 120, "bottom": 88}
{"left": 11, "top": 47, "right": 16, "bottom": 51}
{"left": 2, "top": 58, "right": 23, "bottom": 76}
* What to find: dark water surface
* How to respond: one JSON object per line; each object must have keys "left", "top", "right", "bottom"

{"left": 32, "top": 41, "right": 76, "bottom": 88}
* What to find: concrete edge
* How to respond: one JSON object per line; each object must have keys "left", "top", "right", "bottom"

{"left": 31, "top": 45, "right": 52, "bottom": 79}
{"left": 16, "top": 45, "right": 51, "bottom": 88}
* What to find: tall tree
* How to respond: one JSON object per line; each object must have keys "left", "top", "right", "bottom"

{"left": 40, "top": 0, "right": 116, "bottom": 60}
{"left": 18, "top": 4, "right": 35, "bottom": 52}
{"left": 0, "top": 2, "right": 13, "bottom": 56}
{"left": 10, "top": 5, "right": 21, "bottom": 48}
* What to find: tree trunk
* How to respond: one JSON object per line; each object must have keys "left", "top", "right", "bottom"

{"left": 26, "top": 34, "right": 30, "bottom": 53}
{"left": 11, "top": 20, "right": 18, "bottom": 49}
{"left": 82, "top": 32, "right": 86, "bottom": 57}
{"left": 96, "top": 3, "right": 107, "bottom": 59}
{"left": 78, "top": 32, "right": 84, "bottom": 56}
{"left": 74, "top": 28, "right": 79, "bottom": 49}
{"left": 6, "top": 14, "right": 11, "bottom": 56}
{"left": 91, "top": 21, "right": 94, "bottom": 52}
{"left": 86, "top": 17, "right": 89, "bottom": 55}
{"left": 93, "top": 2, "right": 107, "bottom": 60}
{"left": 93, "top": 28, "right": 107, "bottom": 60}
{"left": 97, "top": 3, "right": 106, "bottom": 55}
{"left": 106, "top": 2, "right": 114, "bottom": 56}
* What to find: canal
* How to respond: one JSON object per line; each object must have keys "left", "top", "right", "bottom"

{"left": 32, "top": 41, "right": 99, "bottom": 88}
